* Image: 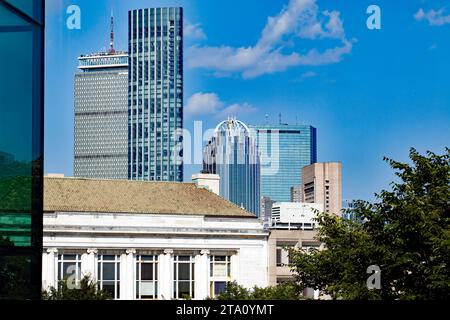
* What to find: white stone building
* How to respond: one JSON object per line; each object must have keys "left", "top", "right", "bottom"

{"left": 42, "top": 177, "right": 268, "bottom": 300}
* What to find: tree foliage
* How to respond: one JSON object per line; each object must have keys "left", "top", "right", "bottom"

{"left": 42, "top": 275, "right": 112, "bottom": 300}
{"left": 214, "top": 281, "right": 301, "bottom": 300}
{"left": 290, "top": 148, "right": 450, "bottom": 300}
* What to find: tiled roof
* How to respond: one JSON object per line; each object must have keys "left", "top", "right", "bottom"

{"left": 44, "top": 177, "right": 253, "bottom": 217}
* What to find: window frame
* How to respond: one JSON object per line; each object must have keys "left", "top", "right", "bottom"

{"left": 209, "top": 255, "right": 232, "bottom": 297}
{"left": 135, "top": 254, "right": 159, "bottom": 300}
{"left": 97, "top": 254, "right": 121, "bottom": 299}
{"left": 173, "top": 255, "right": 195, "bottom": 300}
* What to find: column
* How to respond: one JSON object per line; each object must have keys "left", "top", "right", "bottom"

{"left": 44, "top": 248, "right": 58, "bottom": 290}
{"left": 159, "top": 249, "right": 173, "bottom": 300}
{"left": 41, "top": 251, "right": 47, "bottom": 291}
{"left": 231, "top": 251, "right": 240, "bottom": 284}
{"left": 122, "top": 249, "right": 136, "bottom": 300}
{"left": 195, "top": 250, "right": 209, "bottom": 300}
{"left": 82, "top": 248, "right": 97, "bottom": 281}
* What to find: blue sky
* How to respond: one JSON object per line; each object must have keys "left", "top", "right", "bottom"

{"left": 45, "top": 0, "right": 450, "bottom": 201}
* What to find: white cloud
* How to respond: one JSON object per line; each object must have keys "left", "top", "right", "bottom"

{"left": 184, "top": 21, "right": 207, "bottom": 40}
{"left": 296, "top": 70, "right": 317, "bottom": 81}
{"left": 185, "top": 92, "right": 257, "bottom": 118}
{"left": 185, "top": 92, "right": 223, "bottom": 115}
{"left": 414, "top": 8, "right": 450, "bottom": 26}
{"left": 218, "top": 103, "right": 257, "bottom": 119}
{"left": 186, "top": 0, "right": 353, "bottom": 79}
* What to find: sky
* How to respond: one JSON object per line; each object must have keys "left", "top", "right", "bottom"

{"left": 44, "top": 0, "right": 450, "bottom": 202}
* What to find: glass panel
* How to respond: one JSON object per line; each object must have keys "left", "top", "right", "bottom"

{"left": 102, "top": 283, "right": 115, "bottom": 298}
{"left": 102, "top": 263, "right": 115, "bottom": 280}
{"left": 0, "top": 255, "right": 33, "bottom": 299}
{"left": 178, "top": 282, "right": 190, "bottom": 297}
{"left": 62, "top": 262, "right": 76, "bottom": 279}
{"left": 58, "top": 262, "right": 62, "bottom": 280}
{"left": 141, "top": 282, "right": 155, "bottom": 296}
{"left": 0, "top": 0, "right": 43, "bottom": 300}
{"left": 143, "top": 255, "right": 154, "bottom": 261}
{"left": 0, "top": 29, "right": 33, "bottom": 247}
{"left": 177, "top": 263, "right": 190, "bottom": 281}
{"left": 214, "top": 256, "right": 226, "bottom": 262}
{"left": 214, "top": 282, "right": 227, "bottom": 295}
{"left": 141, "top": 264, "right": 153, "bottom": 281}
{"left": 212, "top": 263, "right": 228, "bottom": 277}
{"left": 4, "top": 0, "right": 43, "bottom": 22}
{"left": 177, "top": 256, "right": 190, "bottom": 261}
{"left": 0, "top": 3, "right": 28, "bottom": 26}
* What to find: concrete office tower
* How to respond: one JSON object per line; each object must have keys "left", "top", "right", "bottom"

{"left": 290, "top": 185, "right": 302, "bottom": 203}
{"left": 260, "top": 196, "right": 275, "bottom": 228}
{"left": 302, "top": 162, "right": 342, "bottom": 215}
{"left": 204, "top": 119, "right": 261, "bottom": 217}
{"left": 74, "top": 16, "right": 128, "bottom": 179}
{"left": 249, "top": 124, "right": 317, "bottom": 202}
{"left": 128, "top": 8, "right": 184, "bottom": 182}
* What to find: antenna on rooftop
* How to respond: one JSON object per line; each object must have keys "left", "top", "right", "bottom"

{"left": 109, "top": 9, "right": 115, "bottom": 54}
{"left": 278, "top": 113, "right": 282, "bottom": 125}
{"left": 265, "top": 114, "right": 269, "bottom": 125}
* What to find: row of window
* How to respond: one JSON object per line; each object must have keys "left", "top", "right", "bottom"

{"left": 57, "top": 254, "right": 231, "bottom": 300}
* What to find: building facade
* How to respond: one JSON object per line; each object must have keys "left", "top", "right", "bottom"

{"left": 260, "top": 197, "right": 275, "bottom": 229}
{"left": 74, "top": 47, "right": 129, "bottom": 179}
{"left": 128, "top": 8, "right": 184, "bottom": 182}
{"left": 249, "top": 124, "right": 317, "bottom": 203}
{"left": 42, "top": 178, "right": 268, "bottom": 300}
{"left": 267, "top": 229, "right": 320, "bottom": 292}
{"left": 302, "top": 162, "right": 342, "bottom": 215}
{"left": 0, "top": 0, "right": 45, "bottom": 299}
{"left": 290, "top": 185, "right": 302, "bottom": 203}
{"left": 271, "top": 202, "right": 324, "bottom": 230}
{"left": 204, "top": 119, "right": 261, "bottom": 216}
{"left": 342, "top": 199, "right": 360, "bottom": 221}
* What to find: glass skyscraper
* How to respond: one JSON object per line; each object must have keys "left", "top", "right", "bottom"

{"left": 128, "top": 8, "right": 183, "bottom": 182}
{"left": 0, "top": 0, "right": 44, "bottom": 299}
{"left": 204, "top": 119, "right": 261, "bottom": 216}
{"left": 74, "top": 17, "right": 129, "bottom": 179}
{"left": 249, "top": 124, "right": 317, "bottom": 203}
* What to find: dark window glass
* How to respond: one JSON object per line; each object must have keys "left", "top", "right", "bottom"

{"left": 141, "top": 264, "right": 153, "bottom": 281}
{"left": 0, "top": 0, "right": 44, "bottom": 300}
{"left": 102, "top": 263, "right": 115, "bottom": 280}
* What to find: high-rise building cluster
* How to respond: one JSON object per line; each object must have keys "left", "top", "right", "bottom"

{"left": 72, "top": 8, "right": 342, "bottom": 219}
{"left": 75, "top": 8, "right": 183, "bottom": 182}
{"left": 63, "top": 6, "right": 345, "bottom": 299}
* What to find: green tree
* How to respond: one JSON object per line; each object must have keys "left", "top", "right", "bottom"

{"left": 215, "top": 281, "right": 302, "bottom": 300}
{"left": 290, "top": 148, "right": 450, "bottom": 300}
{"left": 42, "top": 275, "right": 112, "bottom": 300}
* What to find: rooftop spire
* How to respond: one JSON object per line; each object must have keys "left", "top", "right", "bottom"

{"left": 109, "top": 10, "right": 115, "bottom": 54}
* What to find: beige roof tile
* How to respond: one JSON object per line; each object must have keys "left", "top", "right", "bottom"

{"left": 44, "top": 177, "right": 253, "bottom": 218}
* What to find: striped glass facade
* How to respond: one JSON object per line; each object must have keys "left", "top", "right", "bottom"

{"left": 74, "top": 52, "right": 129, "bottom": 179}
{"left": 249, "top": 124, "right": 317, "bottom": 202}
{"left": 128, "top": 8, "right": 183, "bottom": 182}
{"left": 204, "top": 119, "right": 260, "bottom": 216}
{"left": 0, "top": 0, "right": 44, "bottom": 299}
